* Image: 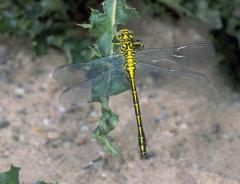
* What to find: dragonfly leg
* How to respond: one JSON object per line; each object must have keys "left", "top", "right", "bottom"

{"left": 133, "top": 40, "right": 144, "bottom": 51}
{"left": 112, "top": 42, "right": 121, "bottom": 54}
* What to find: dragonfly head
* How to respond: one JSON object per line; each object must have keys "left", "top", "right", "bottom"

{"left": 115, "top": 29, "right": 135, "bottom": 41}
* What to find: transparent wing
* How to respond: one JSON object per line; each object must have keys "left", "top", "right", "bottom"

{"left": 54, "top": 43, "right": 213, "bottom": 88}
{"left": 55, "top": 43, "right": 212, "bottom": 105}
{"left": 53, "top": 55, "right": 123, "bottom": 87}
{"left": 58, "top": 62, "right": 208, "bottom": 105}
{"left": 135, "top": 62, "right": 208, "bottom": 91}
{"left": 135, "top": 43, "right": 214, "bottom": 69}
{"left": 59, "top": 67, "right": 130, "bottom": 105}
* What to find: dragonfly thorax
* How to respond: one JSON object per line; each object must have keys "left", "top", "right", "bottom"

{"left": 115, "top": 29, "right": 135, "bottom": 41}
{"left": 113, "top": 29, "right": 145, "bottom": 79}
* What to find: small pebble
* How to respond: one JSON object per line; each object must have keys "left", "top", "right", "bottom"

{"left": 154, "top": 111, "right": 169, "bottom": 124}
{"left": 57, "top": 105, "right": 66, "bottom": 113}
{"left": 38, "top": 86, "right": 45, "bottom": 92}
{"left": 47, "top": 131, "right": 59, "bottom": 139}
{"left": 211, "top": 123, "right": 221, "bottom": 134}
{"left": 75, "top": 136, "right": 88, "bottom": 145}
{"left": 0, "top": 117, "right": 10, "bottom": 129}
{"left": 179, "top": 123, "right": 188, "bottom": 129}
{"left": 17, "top": 109, "right": 27, "bottom": 115}
{"left": 100, "top": 172, "right": 107, "bottom": 178}
{"left": 81, "top": 125, "right": 89, "bottom": 132}
{"left": 14, "top": 87, "right": 25, "bottom": 96}
{"left": 43, "top": 118, "right": 51, "bottom": 125}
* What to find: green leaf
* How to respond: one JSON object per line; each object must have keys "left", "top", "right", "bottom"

{"left": 91, "top": 97, "right": 120, "bottom": 156}
{"left": 40, "top": 0, "right": 67, "bottom": 15}
{"left": 47, "top": 34, "right": 65, "bottom": 47}
{"left": 63, "top": 37, "right": 92, "bottom": 63}
{"left": 82, "top": 0, "right": 137, "bottom": 101}
{"left": 91, "top": 70, "right": 130, "bottom": 103}
{"left": 32, "top": 35, "right": 48, "bottom": 56}
{"left": 81, "top": 0, "right": 138, "bottom": 156}
{"left": 89, "top": 44, "right": 102, "bottom": 58}
{"left": 82, "top": 0, "right": 138, "bottom": 56}
{"left": 106, "top": 0, "right": 139, "bottom": 24}
{"left": 157, "top": 0, "right": 193, "bottom": 17}
{"left": 227, "top": 16, "right": 240, "bottom": 47}
{"left": 0, "top": 165, "right": 20, "bottom": 184}
{"left": 77, "top": 23, "right": 92, "bottom": 29}
{"left": 195, "top": 0, "right": 222, "bottom": 29}
{"left": 0, "top": 165, "right": 58, "bottom": 184}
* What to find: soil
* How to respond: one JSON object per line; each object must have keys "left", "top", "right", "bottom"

{"left": 0, "top": 19, "right": 240, "bottom": 184}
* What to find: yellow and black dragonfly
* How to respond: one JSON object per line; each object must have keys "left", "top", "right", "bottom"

{"left": 53, "top": 29, "right": 213, "bottom": 159}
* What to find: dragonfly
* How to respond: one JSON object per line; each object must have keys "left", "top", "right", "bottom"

{"left": 53, "top": 29, "right": 213, "bottom": 159}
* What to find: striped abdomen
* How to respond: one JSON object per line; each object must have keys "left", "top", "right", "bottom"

{"left": 123, "top": 50, "right": 148, "bottom": 159}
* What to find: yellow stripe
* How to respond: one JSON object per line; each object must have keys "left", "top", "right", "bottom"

{"left": 137, "top": 115, "right": 141, "bottom": 126}
{"left": 135, "top": 104, "right": 139, "bottom": 114}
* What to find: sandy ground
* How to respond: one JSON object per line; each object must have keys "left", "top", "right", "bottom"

{"left": 0, "top": 19, "right": 240, "bottom": 184}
